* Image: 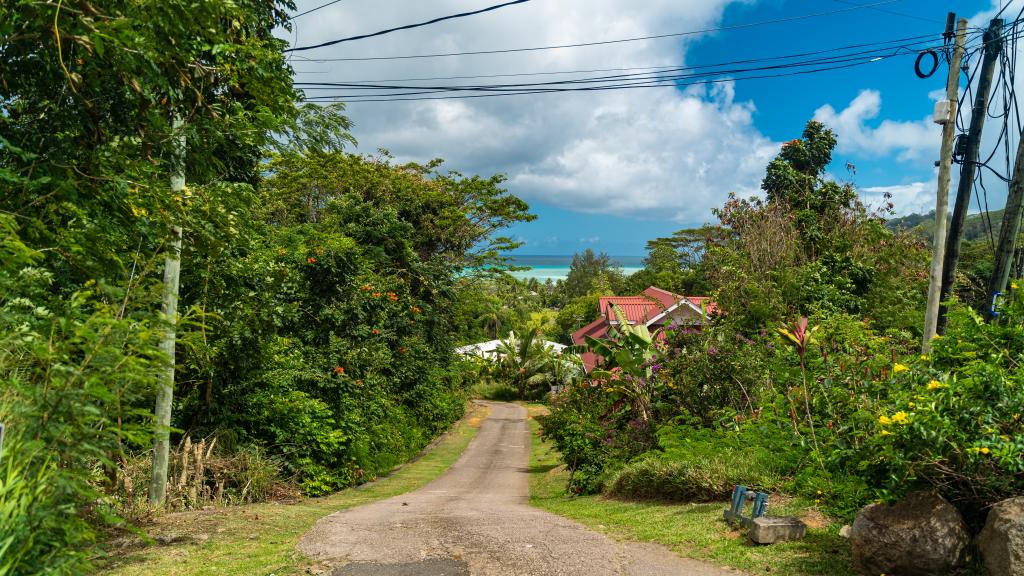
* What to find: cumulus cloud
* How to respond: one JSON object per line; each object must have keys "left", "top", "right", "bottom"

{"left": 861, "top": 181, "right": 936, "bottom": 215}
{"left": 813, "top": 90, "right": 939, "bottom": 161}
{"left": 287, "top": 0, "right": 778, "bottom": 222}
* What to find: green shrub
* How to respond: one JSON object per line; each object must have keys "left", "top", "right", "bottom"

{"left": 539, "top": 383, "right": 656, "bottom": 494}
{"left": 607, "top": 457, "right": 733, "bottom": 502}
{"left": 472, "top": 381, "right": 520, "bottom": 401}
{"left": 0, "top": 434, "right": 87, "bottom": 576}
{"left": 847, "top": 297, "right": 1024, "bottom": 526}
{"left": 607, "top": 423, "right": 802, "bottom": 502}
{"left": 0, "top": 221, "right": 159, "bottom": 574}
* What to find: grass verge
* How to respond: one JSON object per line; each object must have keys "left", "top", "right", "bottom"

{"left": 97, "top": 402, "right": 490, "bottom": 576}
{"left": 525, "top": 404, "right": 855, "bottom": 576}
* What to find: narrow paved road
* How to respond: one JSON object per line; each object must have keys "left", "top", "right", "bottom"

{"left": 299, "top": 401, "right": 742, "bottom": 576}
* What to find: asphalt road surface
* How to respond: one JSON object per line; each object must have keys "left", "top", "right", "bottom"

{"left": 299, "top": 401, "right": 742, "bottom": 576}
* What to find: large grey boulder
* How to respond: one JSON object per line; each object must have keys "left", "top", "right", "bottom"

{"left": 849, "top": 491, "right": 970, "bottom": 576}
{"left": 979, "top": 496, "right": 1024, "bottom": 576}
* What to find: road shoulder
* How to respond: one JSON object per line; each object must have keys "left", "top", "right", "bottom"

{"left": 97, "top": 402, "right": 489, "bottom": 576}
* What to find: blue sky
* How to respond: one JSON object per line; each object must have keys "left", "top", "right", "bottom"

{"left": 287, "top": 0, "right": 1008, "bottom": 256}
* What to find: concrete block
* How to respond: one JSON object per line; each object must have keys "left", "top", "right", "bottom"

{"left": 749, "top": 516, "right": 807, "bottom": 544}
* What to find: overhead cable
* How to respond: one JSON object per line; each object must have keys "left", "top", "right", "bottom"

{"left": 293, "top": 0, "right": 345, "bottom": 19}
{"left": 295, "top": 36, "right": 965, "bottom": 101}
{"left": 286, "top": 0, "right": 533, "bottom": 52}
{"left": 302, "top": 51, "right": 916, "bottom": 103}
{"left": 300, "top": 33, "right": 938, "bottom": 84}
{"left": 294, "top": 0, "right": 908, "bottom": 61}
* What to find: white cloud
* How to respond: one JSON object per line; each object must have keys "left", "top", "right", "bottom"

{"left": 287, "top": 0, "right": 777, "bottom": 222}
{"left": 861, "top": 181, "right": 936, "bottom": 215}
{"left": 969, "top": 0, "right": 1023, "bottom": 27}
{"left": 813, "top": 90, "right": 939, "bottom": 161}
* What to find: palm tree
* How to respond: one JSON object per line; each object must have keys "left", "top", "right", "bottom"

{"left": 495, "top": 328, "right": 553, "bottom": 398}
{"left": 478, "top": 312, "right": 501, "bottom": 340}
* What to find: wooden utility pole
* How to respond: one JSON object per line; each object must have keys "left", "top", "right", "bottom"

{"left": 937, "top": 18, "right": 1003, "bottom": 334}
{"left": 149, "top": 115, "right": 185, "bottom": 506}
{"left": 922, "top": 17, "right": 968, "bottom": 352}
{"left": 988, "top": 129, "right": 1024, "bottom": 314}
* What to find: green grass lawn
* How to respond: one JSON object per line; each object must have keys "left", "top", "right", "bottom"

{"left": 525, "top": 404, "right": 856, "bottom": 576}
{"left": 96, "top": 403, "right": 489, "bottom": 576}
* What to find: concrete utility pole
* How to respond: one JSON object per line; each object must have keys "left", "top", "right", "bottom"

{"left": 988, "top": 125, "right": 1024, "bottom": 315}
{"left": 937, "top": 18, "right": 1003, "bottom": 334}
{"left": 922, "top": 16, "right": 968, "bottom": 353}
{"left": 149, "top": 115, "right": 185, "bottom": 506}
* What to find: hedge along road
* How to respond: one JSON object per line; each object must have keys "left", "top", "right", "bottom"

{"left": 299, "top": 401, "right": 741, "bottom": 576}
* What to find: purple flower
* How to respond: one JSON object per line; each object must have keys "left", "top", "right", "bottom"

{"left": 708, "top": 345, "right": 719, "bottom": 356}
{"left": 651, "top": 363, "right": 662, "bottom": 373}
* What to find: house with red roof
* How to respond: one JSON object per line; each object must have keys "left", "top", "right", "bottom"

{"left": 571, "top": 286, "right": 717, "bottom": 372}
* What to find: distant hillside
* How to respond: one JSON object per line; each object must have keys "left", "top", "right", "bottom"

{"left": 886, "top": 209, "right": 1004, "bottom": 243}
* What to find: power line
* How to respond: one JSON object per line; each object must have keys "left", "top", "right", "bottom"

{"left": 296, "top": 40, "right": 940, "bottom": 95}
{"left": 293, "top": 0, "right": 345, "bottom": 19}
{"left": 286, "top": 0, "right": 533, "bottom": 53}
{"left": 303, "top": 59, "right": 897, "bottom": 103}
{"left": 301, "top": 48, "right": 924, "bottom": 103}
{"left": 295, "top": 0, "right": 908, "bottom": 61}
{"left": 296, "top": 33, "right": 938, "bottom": 84}
{"left": 296, "top": 35, "right": 950, "bottom": 96}
{"left": 829, "top": 0, "right": 943, "bottom": 24}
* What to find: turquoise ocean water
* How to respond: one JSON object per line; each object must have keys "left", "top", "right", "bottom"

{"left": 506, "top": 255, "right": 643, "bottom": 282}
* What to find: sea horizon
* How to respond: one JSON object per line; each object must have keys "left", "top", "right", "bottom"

{"left": 506, "top": 254, "right": 644, "bottom": 282}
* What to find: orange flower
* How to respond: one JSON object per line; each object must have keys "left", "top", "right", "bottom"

{"left": 361, "top": 284, "right": 372, "bottom": 291}
{"left": 333, "top": 366, "right": 345, "bottom": 375}
{"left": 410, "top": 306, "right": 421, "bottom": 313}
{"left": 372, "top": 329, "right": 381, "bottom": 335}
{"left": 372, "top": 292, "right": 381, "bottom": 298}
{"left": 307, "top": 257, "right": 316, "bottom": 264}
{"left": 399, "top": 347, "right": 407, "bottom": 353}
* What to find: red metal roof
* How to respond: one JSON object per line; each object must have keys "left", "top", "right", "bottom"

{"left": 643, "top": 286, "right": 684, "bottom": 308}
{"left": 599, "top": 296, "right": 666, "bottom": 325}
{"left": 686, "top": 296, "right": 720, "bottom": 315}
{"left": 571, "top": 317, "right": 609, "bottom": 373}
{"left": 570, "top": 287, "right": 718, "bottom": 373}
{"left": 571, "top": 317, "right": 609, "bottom": 345}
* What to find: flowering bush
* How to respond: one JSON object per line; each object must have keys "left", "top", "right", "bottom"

{"left": 850, "top": 296, "right": 1024, "bottom": 525}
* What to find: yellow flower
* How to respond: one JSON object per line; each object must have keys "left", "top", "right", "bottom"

{"left": 981, "top": 447, "right": 991, "bottom": 455}
{"left": 878, "top": 415, "right": 892, "bottom": 425}
{"left": 927, "top": 380, "right": 943, "bottom": 390}
{"left": 920, "top": 354, "right": 929, "bottom": 361}
{"left": 891, "top": 411, "right": 909, "bottom": 425}
{"left": 880, "top": 430, "right": 893, "bottom": 436}
{"left": 908, "top": 402, "right": 916, "bottom": 408}
{"left": 893, "top": 364, "right": 910, "bottom": 374}
{"left": 1013, "top": 282, "right": 1019, "bottom": 290}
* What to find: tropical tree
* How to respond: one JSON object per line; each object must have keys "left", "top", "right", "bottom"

{"left": 494, "top": 329, "right": 554, "bottom": 398}
{"left": 585, "top": 305, "right": 661, "bottom": 423}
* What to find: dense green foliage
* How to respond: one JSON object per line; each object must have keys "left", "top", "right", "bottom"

{"left": 538, "top": 120, "right": 1024, "bottom": 538}
{"left": 1, "top": 0, "right": 301, "bottom": 570}
{"left": 0, "top": 3, "right": 532, "bottom": 572}
{"left": 166, "top": 151, "right": 530, "bottom": 495}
